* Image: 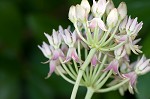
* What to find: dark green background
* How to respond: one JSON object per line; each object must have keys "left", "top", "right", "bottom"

{"left": 0, "top": 0, "right": 150, "bottom": 99}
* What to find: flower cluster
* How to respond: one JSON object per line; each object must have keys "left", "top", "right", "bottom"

{"left": 38, "top": 0, "right": 150, "bottom": 99}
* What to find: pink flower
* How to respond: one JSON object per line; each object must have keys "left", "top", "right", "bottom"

{"left": 52, "top": 49, "right": 65, "bottom": 60}
{"left": 92, "top": 0, "right": 108, "bottom": 17}
{"left": 89, "top": 18, "right": 107, "bottom": 31}
{"left": 126, "top": 16, "right": 143, "bottom": 35}
{"left": 44, "top": 29, "right": 62, "bottom": 49}
{"left": 38, "top": 42, "right": 52, "bottom": 59}
{"left": 135, "top": 55, "right": 150, "bottom": 75}
{"left": 63, "top": 47, "right": 80, "bottom": 63}
{"left": 61, "top": 29, "right": 76, "bottom": 47}
{"left": 122, "top": 72, "right": 137, "bottom": 87}
{"left": 115, "top": 35, "right": 128, "bottom": 43}
{"left": 45, "top": 60, "right": 57, "bottom": 79}
{"left": 103, "top": 59, "right": 120, "bottom": 75}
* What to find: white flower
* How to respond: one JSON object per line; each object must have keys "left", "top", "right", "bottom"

{"left": 126, "top": 16, "right": 143, "bottom": 35}
{"left": 92, "top": 0, "right": 108, "bottom": 17}
{"left": 38, "top": 42, "right": 52, "bottom": 59}
{"left": 61, "top": 29, "right": 76, "bottom": 47}
{"left": 44, "top": 29, "right": 61, "bottom": 49}
{"left": 135, "top": 55, "right": 150, "bottom": 75}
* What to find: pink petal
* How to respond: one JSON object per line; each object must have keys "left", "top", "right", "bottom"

{"left": 52, "top": 50, "right": 60, "bottom": 60}
{"left": 45, "top": 60, "right": 56, "bottom": 79}
{"left": 71, "top": 48, "right": 80, "bottom": 63}
{"left": 89, "top": 18, "right": 97, "bottom": 28}
{"left": 103, "top": 59, "right": 120, "bottom": 75}
{"left": 97, "top": 18, "right": 107, "bottom": 31}
{"left": 91, "top": 54, "right": 97, "bottom": 66}
{"left": 122, "top": 72, "right": 137, "bottom": 86}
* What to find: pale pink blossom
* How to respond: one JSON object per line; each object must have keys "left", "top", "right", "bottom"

{"left": 44, "top": 30, "right": 61, "bottom": 48}
{"left": 103, "top": 59, "right": 120, "bottom": 75}
{"left": 38, "top": 42, "right": 52, "bottom": 59}
{"left": 92, "top": 0, "right": 108, "bottom": 17}
{"left": 64, "top": 47, "right": 80, "bottom": 63}
{"left": 89, "top": 18, "right": 107, "bottom": 31}
{"left": 135, "top": 55, "right": 150, "bottom": 75}
{"left": 122, "top": 72, "right": 137, "bottom": 87}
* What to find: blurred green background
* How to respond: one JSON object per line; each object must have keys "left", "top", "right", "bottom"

{"left": 0, "top": 0, "right": 150, "bottom": 99}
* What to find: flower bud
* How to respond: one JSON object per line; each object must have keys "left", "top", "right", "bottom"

{"left": 81, "top": 0, "right": 90, "bottom": 16}
{"left": 107, "top": 8, "right": 118, "bottom": 28}
{"left": 68, "top": 6, "right": 77, "bottom": 23}
{"left": 118, "top": 2, "right": 127, "bottom": 20}
{"left": 106, "top": 0, "right": 115, "bottom": 15}
{"left": 76, "top": 4, "right": 86, "bottom": 22}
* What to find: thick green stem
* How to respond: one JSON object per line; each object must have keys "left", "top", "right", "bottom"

{"left": 85, "top": 87, "right": 94, "bottom": 99}
{"left": 70, "top": 48, "right": 96, "bottom": 99}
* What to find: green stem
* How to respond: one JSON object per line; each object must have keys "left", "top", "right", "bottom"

{"left": 56, "top": 67, "right": 75, "bottom": 85}
{"left": 73, "top": 60, "right": 78, "bottom": 74}
{"left": 97, "top": 79, "right": 129, "bottom": 93}
{"left": 95, "top": 71, "right": 108, "bottom": 86}
{"left": 94, "top": 25, "right": 99, "bottom": 43}
{"left": 102, "top": 20, "right": 121, "bottom": 47}
{"left": 60, "top": 58, "right": 76, "bottom": 80}
{"left": 78, "top": 40, "right": 81, "bottom": 60}
{"left": 96, "top": 70, "right": 113, "bottom": 90}
{"left": 92, "top": 55, "right": 107, "bottom": 84}
{"left": 99, "top": 41, "right": 126, "bottom": 51}
{"left": 99, "top": 28, "right": 111, "bottom": 45}
{"left": 70, "top": 48, "right": 96, "bottom": 99}
{"left": 74, "top": 23, "right": 88, "bottom": 44}
{"left": 68, "top": 63, "right": 77, "bottom": 77}
{"left": 85, "top": 87, "right": 94, "bottom": 99}
{"left": 83, "top": 21, "right": 93, "bottom": 44}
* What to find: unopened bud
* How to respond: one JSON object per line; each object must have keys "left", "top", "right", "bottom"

{"left": 76, "top": 4, "right": 86, "bottom": 22}
{"left": 81, "top": 0, "right": 90, "bottom": 16}
{"left": 107, "top": 8, "right": 118, "bottom": 28}
{"left": 118, "top": 2, "right": 127, "bottom": 20}
{"left": 106, "top": 0, "right": 115, "bottom": 15}
{"left": 68, "top": 6, "right": 77, "bottom": 23}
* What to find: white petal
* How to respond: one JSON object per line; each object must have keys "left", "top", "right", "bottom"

{"left": 130, "top": 17, "right": 138, "bottom": 32}
{"left": 44, "top": 33, "right": 54, "bottom": 45}
{"left": 64, "top": 29, "right": 72, "bottom": 44}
